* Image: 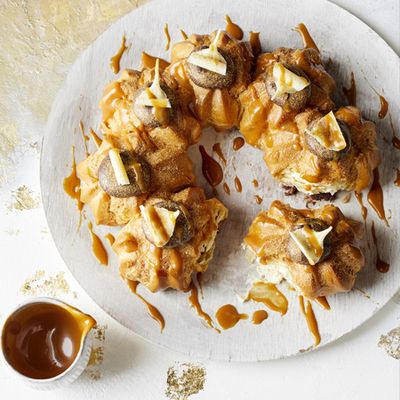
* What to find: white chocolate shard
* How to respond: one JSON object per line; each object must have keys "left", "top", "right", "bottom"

{"left": 187, "top": 29, "right": 227, "bottom": 75}
{"left": 109, "top": 149, "right": 130, "bottom": 186}
{"left": 272, "top": 62, "right": 310, "bottom": 98}
{"left": 289, "top": 225, "right": 332, "bottom": 265}
{"left": 308, "top": 111, "right": 347, "bottom": 151}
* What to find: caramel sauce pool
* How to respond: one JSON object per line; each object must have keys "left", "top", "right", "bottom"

{"left": 234, "top": 176, "right": 242, "bottom": 193}
{"left": 367, "top": 169, "right": 388, "bottom": 225}
{"left": 212, "top": 142, "right": 227, "bottom": 166}
{"left": 378, "top": 95, "right": 389, "bottom": 119}
{"left": 343, "top": 72, "right": 357, "bottom": 106}
{"left": 252, "top": 310, "right": 268, "bottom": 325}
{"left": 126, "top": 280, "right": 165, "bottom": 332}
{"left": 110, "top": 34, "right": 127, "bottom": 74}
{"left": 371, "top": 221, "right": 390, "bottom": 273}
{"left": 233, "top": 137, "right": 245, "bottom": 151}
{"left": 252, "top": 179, "right": 259, "bottom": 188}
{"left": 2, "top": 302, "right": 95, "bottom": 379}
{"left": 246, "top": 282, "right": 288, "bottom": 315}
{"left": 295, "top": 23, "right": 319, "bottom": 52}
{"left": 199, "top": 145, "right": 223, "bottom": 187}
{"left": 255, "top": 195, "right": 263, "bottom": 205}
{"left": 188, "top": 283, "right": 220, "bottom": 333}
{"left": 88, "top": 222, "right": 108, "bottom": 266}
{"left": 299, "top": 296, "right": 321, "bottom": 346}
{"left": 215, "top": 304, "right": 248, "bottom": 330}
{"left": 225, "top": 15, "right": 243, "bottom": 40}
{"left": 223, "top": 182, "right": 231, "bottom": 195}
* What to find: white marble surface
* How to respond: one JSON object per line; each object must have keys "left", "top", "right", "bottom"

{"left": 0, "top": 0, "right": 399, "bottom": 399}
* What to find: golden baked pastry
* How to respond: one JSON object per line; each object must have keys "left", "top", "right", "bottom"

{"left": 239, "top": 47, "right": 380, "bottom": 194}
{"left": 113, "top": 187, "right": 228, "bottom": 292}
{"left": 168, "top": 29, "right": 253, "bottom": 131}
{"left": 244, "top": 200, "right": 364, "bottom": 298}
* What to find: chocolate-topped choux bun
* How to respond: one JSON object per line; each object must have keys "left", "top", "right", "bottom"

{"left": 244, "top": 201, "right": 364, "bottom": 299}
{"left": 113, "top": 187, "right": 228, "bottom": 292}
{"left": 168, "top": 29, "right": 253, "bottom": 131}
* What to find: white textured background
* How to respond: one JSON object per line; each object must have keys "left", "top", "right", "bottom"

{"left": 0, "top": 0, "right": 399, "bottom": 399}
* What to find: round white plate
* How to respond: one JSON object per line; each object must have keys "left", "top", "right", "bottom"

{"left": 41, "top": 0, "right": 400, "bottom": 361}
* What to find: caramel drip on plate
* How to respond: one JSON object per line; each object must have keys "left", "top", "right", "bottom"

{"left": 367, "top": 169, "right": 388, "bottom": 225}
{"left": 164, "top": 23, "right": 171, "bottom": 51}
{"left": 252, "top": 310, "right": 268, "bottom": 325}
{"left": 343, "top": 72, "right": 357, "bottom": 106}
{"left": 79, "top": 120, "right": 89, "bottom": 157}
{"left": 234, "top": 176, "right": 242, "bottom": 193}
{"left": 87, "top": 222, "right": 108, "bottom": 266}
{"left": 315, "top": 296, "right": 331, "bottom": 310}
{"left": 354, "top": 191, "right": 367, "bottom": 223}
{"left": 299, "top": 296, "right": 321, "bottom": 346}
{"left": 223, "top": 182, "right": 231, "bottom": 195}
{"left": 63, "top": 146, "right": 84, "bottom": 223}
{"left": 110, "top": 34, "right": 127, "bottom": 74}
{"left": 295, "top": 23, "right": 319, "bottom": 52}
{"left": 233, "top": 137, "right": 245, "bottom": 151}
{"left": 246, "top": 282, "right": 288, "bottom": 315}
{"left": 89, "top": 128, "right": 102, "bottom": 149}
{"left": 212, "top": 142, "right": 227, "bottom": 166}
{"left": 225, "top": 15, "right": 243, "bottom": 40}
{"left": 252, "top": 179, "right": 259, "bottom": 188}
{"left": 215, "top": 304, "right": 248, "bottom": 330}
{"left": 126, "top": 280, "right": 165, "bottom": 332}
{"left": 141, "top": 52, "right": 170, "bottom": 70}
{"left": 395, "top": 169, "right": 400, "bottom": 186}
{"left": 180, "top": 29, "right": 188, "bottom": 40}
{"left": 188, "top": 283, "right": 220, "bottom": 333}
{"left": 378, "top": 95, "right": 389, "bottom": 119}
{"left": 249, "top": 31, "right": 261, "bottom": 57}
{"left": 392, "top": 136, "right": 400, "bottom": 150}
{"left": 199, "top": 145, "right": 223, "bottom": 187}
{"left": 371, "top": 221, "right": 390, "bottom": 273}
{"left": 104, "top": 233, "right": 115, "bottom": 246}
{"left": 255, "top": 195, "right": 262, "bottom": 205}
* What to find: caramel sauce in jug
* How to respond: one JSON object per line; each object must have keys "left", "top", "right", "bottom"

{"left": 2, "top": 302, "right": 95, "bottom": 379}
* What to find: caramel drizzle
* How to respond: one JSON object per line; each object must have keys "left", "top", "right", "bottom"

{"left": 224, "top": 15, "right": 243, "bottom": 40}
{"left": 234, "top": 176, "right": 242, "bottom": 193}
{"left": 371, "top": 221, "right": 390, "bottom": 273}
{"left": 249, "top": 31, "right": 261, "bottom": 57}
{"left": 188, "top": 283, "right": 220, "bottom": 333}
{"left": 367, "top": 169, "right": 388, "bottom": 226}
{"left": 163, "top": 23, "right": 171, "bottom": 51}
{"left": 87, "top": 222, "right": 108, "bottom": 266}
{"left": 223, "top": 182, "right": 231, "bottom": 195}
{"left": 252, "top": 310, "right": 268, "bottom": 325}
{"left": 126, "top": 280, "right": 165, "bottom": 332}
{"left": 255, "top": 195, "right": 262, "bottom": 205}
{"left": 233, "top": 137, "right": 245, "bottom": 151}
{"left": 212, "top": 142, "right": 227, "bottom": 166}
{"left": 104, "top": 233, "right": 115, "bottom": 246}
{"left": 343, "top": 72, "right": 357, "bottom": 106}
{"left": 389, "top": 114, "right": 400, "bottom": 150}
{"left": 180, "top": 29, "right": 188, "bottom": 40}
{"left": 63, "top": 146, "right": 84, "bottom": 224}
{"left": 354, "top": 191, "right": 367, "bottom": 223}
{"left": 89, "top": 128, "right": 102, "bottom": 149}
{"left": 215, "top": 304, "right": 248, "bottom": 330}
{"left": 299, "top": 296, "right": 321, "bottom": 346}
{"left": 110, "top": 34, "right": 127, "bottom": 74}
{"left": 252, "top": 179, "right": 259, "bottom": 188}
{"left": 395, "top": 169, "right": 400, "bottom": 187}
{"left": 199, "top": 145, "right": 223, "bottom": 187}
{"left": 378, "top": 95, "right": 388, "bottom": 119}
{"left": 79, "top": 120, "right": 89, "bottom": 157}
{"left": 140, "top": 52, "right": 170, "bottom": 70}
{"left": 246, "top": 282, "right": 288, "bottom": 315}
{"left": 295, "top": 23, "right": 319, "bottom": 52}
{"left": 315, "top": 296, "right": 331, "bottom": 310}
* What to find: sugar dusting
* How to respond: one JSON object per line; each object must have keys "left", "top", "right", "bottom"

{"left": 20, "top": 270, "right": 76, "bottom": 298}
{"left": 378, "top": 327, "right": 400, "bottom": 359}
{"left": 166, "top": 362, "right": 206, "bottom": 400}
{"left": 7, "top": 185, "right": 40, "bottom": 211}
